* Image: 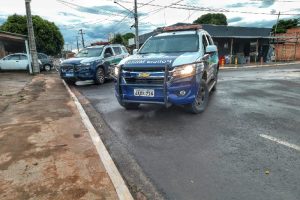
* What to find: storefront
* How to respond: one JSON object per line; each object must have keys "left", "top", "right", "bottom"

{"left": 0, "top": 31, "right": 28, "bottom": 58}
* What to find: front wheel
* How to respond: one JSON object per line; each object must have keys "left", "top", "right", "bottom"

{"left": 186, "top": 79, "right": 209, "bottom": 114}
{"left": 118, "top": 99, "right": 140, "bottom": 110}
{"left": 95, "top": 67, "right": 105, "bottom": 84}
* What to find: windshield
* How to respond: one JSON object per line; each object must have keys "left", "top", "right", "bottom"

{"left": 76, "top": 48, "right": 103, "bottom": 58}
{"left": 139, "top": 34, "right": 199, "bottom": 54}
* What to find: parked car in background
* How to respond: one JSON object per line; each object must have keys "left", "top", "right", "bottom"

{"left": 38, "top": 53, "right": 53, "bottom": 71}
{"left": 59, "top": 44, "right": 129, "bottom": 85}
{"left": 0, "top": 53, "right": 42, "bottom": 71}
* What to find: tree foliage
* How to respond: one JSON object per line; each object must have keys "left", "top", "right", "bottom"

{"left": 111, "top": 33, "right": 124, "bottom": 44}
{"left": 193, "top": 13, "right": 228, "bottom": 25}
{"left": 122, "top": 32, "right": 135, "bottom": 45}
{"left": 0, "top": 14, "right": 64, "bottom": 55}
{"left": 272, "top": 18, "right": 299, "bottom": 34}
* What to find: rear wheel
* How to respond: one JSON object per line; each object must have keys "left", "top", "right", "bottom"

{"left": 44, "top": 64, "right": 51, "bottom": 72}
{"left": 95, "top": 67, "right": 105, "bottom": 84}
{"left": 186, "top": 79, "right": 209, "bottom": 114}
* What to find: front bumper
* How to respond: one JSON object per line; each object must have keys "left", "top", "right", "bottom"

{"left": 60, "top": 64, "right": 94, "bottom": 81}
{"left": 115, "top": 65, "right": 201, "bottom": 106}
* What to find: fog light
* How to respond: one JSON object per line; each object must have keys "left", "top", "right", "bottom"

{"left": 179, "top": 90, "right": 186, "bottom": 96}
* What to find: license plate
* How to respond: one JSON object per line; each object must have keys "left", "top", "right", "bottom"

{"left": 65, "top": 73, "right": 74, "bottom": 77}
{"left": 134, "top": 89, "right": 154, "bottom": 97}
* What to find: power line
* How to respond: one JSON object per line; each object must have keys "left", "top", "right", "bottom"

{"left": 56, "top": 0, "right": 127, "bottom": 17}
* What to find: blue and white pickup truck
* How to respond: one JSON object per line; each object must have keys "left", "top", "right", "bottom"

{"left": 60, "top": 44, "right": 129, "bottom": 85}
{"left": 112, "top": 24, "right": 219, "bottom": 113}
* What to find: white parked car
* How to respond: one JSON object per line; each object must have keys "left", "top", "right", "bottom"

{"left": 0, "top": 53, "right": 42, "bottom": 71}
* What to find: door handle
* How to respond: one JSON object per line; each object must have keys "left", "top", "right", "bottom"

{"left": 16, "top": 61, "right": 19, "bottom": 62}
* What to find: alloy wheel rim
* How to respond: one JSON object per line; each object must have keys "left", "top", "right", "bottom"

{"left": 97, "top": 69, "right": 104, "bottom": 83}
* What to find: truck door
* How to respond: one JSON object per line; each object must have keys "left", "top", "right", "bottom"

{"left": 112, "top": 47, "right": 123, "bottom": 65}
{"left": 201, "top": 34, "right": 211, "bottom": 81}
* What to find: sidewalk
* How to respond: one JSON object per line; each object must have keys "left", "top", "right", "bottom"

{"left": 220, "top": 61, "right": 300, "bottom": 69}
{"left": 0, "top": 72, "right": 118, "bottom": 200}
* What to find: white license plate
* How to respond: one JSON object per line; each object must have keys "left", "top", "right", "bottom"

{"left": 65, "top": 73, "right": 74, "bottom": 77}
{"left": 134, "top": 89, "right": 154, "bottom": 97}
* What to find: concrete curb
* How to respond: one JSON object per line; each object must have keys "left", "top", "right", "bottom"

{"left": 220, "top": 62, "right": 300, "bottom": 70}
{"left": 62, "top": 80, "right": 134, "bottom": 200}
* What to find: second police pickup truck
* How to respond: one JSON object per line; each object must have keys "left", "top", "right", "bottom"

{"left": 113, "top": 24, "right": 219, "bottom": 114}
{"left": 60, "top": 44, "right": 129, "bottom": 85}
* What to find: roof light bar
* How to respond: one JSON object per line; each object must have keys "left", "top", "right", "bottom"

{"left": 163, "top": 24, "right": 202, "bottom": 32}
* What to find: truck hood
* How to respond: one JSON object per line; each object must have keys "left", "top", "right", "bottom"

{"left": 61, "top": 57, "right": 101, "bottom": 65}
{"left": 120, "top": 52, "right": 201, "bottom": 69}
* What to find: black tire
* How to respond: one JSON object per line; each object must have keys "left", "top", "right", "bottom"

{"left": 118, "top": 99, "right": 140, "bottom": 110}
{"left": 186, "top": 79, "right": 209, "bottom": 114}
{"left": 212, "top": 69, "right": 218, "bottom": 92}
{"left": 65, "top": 79, "right": 76, "bottom": 85}
{"left": 122, "top": 103, "right": 140, "bottom": 110}
{"left": 44, "top": 64, "right": 51, "bottom": 72}
{"left": 95, "top": 67, "right": 105, "bottom": 84}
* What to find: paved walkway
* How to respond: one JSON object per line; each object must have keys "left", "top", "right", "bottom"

{"left": 0, "top": 72, "right": 118, "bottom": 200}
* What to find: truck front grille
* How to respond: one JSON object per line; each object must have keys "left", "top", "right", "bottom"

{"left": 125, "top": 77, "right": 164, "bottom": 85}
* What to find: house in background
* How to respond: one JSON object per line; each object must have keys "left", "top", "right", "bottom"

{"left": 130, "top": 23, "right": 272, "bottom": 65}
{"left": 0, "top": 31, "right": 29, "bottom": 58}
{"left": 273, "top": 27, "right": 300, "bottom": 61}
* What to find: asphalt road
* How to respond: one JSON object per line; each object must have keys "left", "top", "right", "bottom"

{"left": 76, "top": 65, "right": 300, "bottom": 200}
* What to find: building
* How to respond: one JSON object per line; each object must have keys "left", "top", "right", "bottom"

{"left": 0, "top": 31, "right": 28, "bottom": 58}
{"left": 134, "top": 23, "right": 272, "bottom": 64}
{"left": 273, "top": 27, "right": 300, "bottom": 61}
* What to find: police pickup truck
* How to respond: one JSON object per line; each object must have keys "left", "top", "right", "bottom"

{"left": 113, "top": 24, "right": 219, "bottom": 113}
{"left": 60, "top": 44, "right": 129, "bottom": 85}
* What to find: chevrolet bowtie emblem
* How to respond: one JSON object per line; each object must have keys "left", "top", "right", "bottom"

{"left": 138, "top": 72, "right": 150, "bottom": 78}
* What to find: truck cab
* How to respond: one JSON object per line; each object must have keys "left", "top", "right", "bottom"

{"left": 60, "top": 44, "right": 129, "bottom": 85}
{"left": 113, "top": 25, "right": 219, "bottom": 113}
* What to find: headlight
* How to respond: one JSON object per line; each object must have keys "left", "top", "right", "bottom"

{"left": 172, "top": 64, "right": 195, "bottom": 77}
{"left": 81, "top": 62, "right": 91, "bottom": 66}
{"left": 114, "top": 66, "right": 119, "bottom": 77}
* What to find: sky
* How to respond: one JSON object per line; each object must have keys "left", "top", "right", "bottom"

{"left": 0, "top": 0, "right": 299, "bottom": 50}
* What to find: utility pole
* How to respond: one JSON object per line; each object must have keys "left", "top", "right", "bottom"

{"left": 274, "top": 12, "right": 280, "bottom": 63}
{"left": 25, "top": 0, "right": 40, "bottom": 74}
{"left": 134, "top": 0, "right": 139, "bottom": 49}
{"left": 114, "top": 0, "right": 139, "bottom": 49}
{"left": 79, "top": 29, "right": 85, "bottom": 48}
{"left": 76, "top": 36, "right": 79, "bottom": 52}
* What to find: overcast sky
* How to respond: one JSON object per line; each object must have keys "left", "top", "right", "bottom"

{"left": 0, "top": 0, "right": 299, "bottom": 49}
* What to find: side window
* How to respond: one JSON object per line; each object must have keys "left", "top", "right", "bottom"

{"left": 113, "top": 47, "right": 122, "bottom": 55}
{"left": 202, "top": 35, "right": 209, "bottom": 52}
{"left": 8, "top": 55, "right": 20, "bottom": 60}
{"left": 206, "top": 35, "right": 213, "bottom": 45}
{"left": 122, "top": 47, "right": 128, "bottom": 54}
{"left": 20, "top": 55, "right": 28, "bottom": 60}
{"left": 104, "top": 47, "right": 113, "bottom": 57}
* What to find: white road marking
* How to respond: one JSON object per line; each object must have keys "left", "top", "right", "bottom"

{"left": 260, "top": 134, "right": 300, "bottom": 151}
{"left": 63, "top": 80, "right": 134, "bottom": 200}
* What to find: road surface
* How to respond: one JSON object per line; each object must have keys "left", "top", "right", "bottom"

{"left": 75, "top": 65, "right": 300, "bottom": 200}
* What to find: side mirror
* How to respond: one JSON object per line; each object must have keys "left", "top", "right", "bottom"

{"left": 206, "top": 45, "right": 217, "bottom": 54}
{"left": 104, "top": 53, "right": 112, "bottom": 58}
{"left": 132, "top": 49, "right": 138, "bottom": 54}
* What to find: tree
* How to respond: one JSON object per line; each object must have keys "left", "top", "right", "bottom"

{"left": 111, "top": 33, "right": 124, "bottom": 44}
{"left": 122, "top": 32, "right": 135, "bottom": 45}
{"left": 193, "top": 13, "right": 228, "bottom": 25}
{"left": 272, "top": 18, "right": 299, "bottom": 34}
{"left": 0, "top": 14, "right": 64, "bottom": 56}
